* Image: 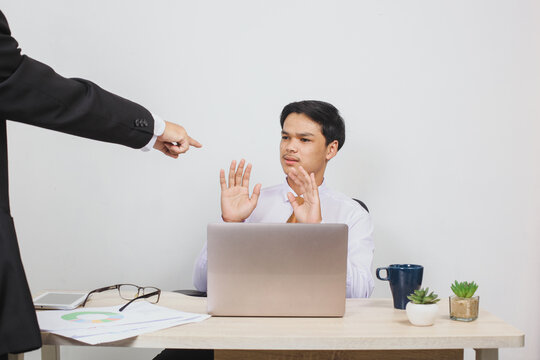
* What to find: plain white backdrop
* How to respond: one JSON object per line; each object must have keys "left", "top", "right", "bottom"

{"left": 2, "top": 1, "right": 539, "bottom": 359}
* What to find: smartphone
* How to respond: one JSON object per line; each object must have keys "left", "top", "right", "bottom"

{"left": 33, "top": 292, "right": 88, "bottom": 310}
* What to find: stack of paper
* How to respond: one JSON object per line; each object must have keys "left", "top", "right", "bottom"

{"left": 37, "top": 302, "right": 210, "bottom": 344}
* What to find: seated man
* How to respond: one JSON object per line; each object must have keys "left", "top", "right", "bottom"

{"left": 153, "top": 100, "right": 374, "bottom": 360}
{"left": 193, "top": 100, "right": 374, "bottom": 298}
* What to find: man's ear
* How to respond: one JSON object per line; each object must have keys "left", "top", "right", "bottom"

{"left": 325, "top": 140, "right": 339, "bottom": 161}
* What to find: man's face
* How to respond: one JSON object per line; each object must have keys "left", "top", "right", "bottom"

{"left": 280, "top": 113, "right": 337, "bottom": 185}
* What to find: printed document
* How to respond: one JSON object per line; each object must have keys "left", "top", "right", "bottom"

{"left": 37, "top": 302, "right": 210, "bottom": 344}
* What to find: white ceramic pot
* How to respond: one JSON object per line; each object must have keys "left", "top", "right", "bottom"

{"left": 405, "top": 302, "right": 439, "bottom": 326}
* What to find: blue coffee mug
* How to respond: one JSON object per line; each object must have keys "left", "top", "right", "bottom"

{"left": 376, "top": 264, "right": 423, "bottom": 310}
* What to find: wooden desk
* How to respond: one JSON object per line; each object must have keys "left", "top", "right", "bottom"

{"left": 30, "top": 292, "right": 523, "bottom": 360}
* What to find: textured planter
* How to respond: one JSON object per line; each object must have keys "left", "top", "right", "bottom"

{"left": 449, "top": 296, "right": 479, "bottom": 321}
{"left": 405, "top": 302, "right": 439, "bottom": 326}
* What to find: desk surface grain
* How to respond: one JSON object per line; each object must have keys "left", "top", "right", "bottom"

{"left": 40, "top": 291, "right": 524, "bottom": 350}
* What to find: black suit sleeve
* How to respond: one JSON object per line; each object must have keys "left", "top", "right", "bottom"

{"left": 0, "top": 11, "right": 22, "bottom": 81}
{"left": 0, "top": 10, "right": 154, "bottom": 149}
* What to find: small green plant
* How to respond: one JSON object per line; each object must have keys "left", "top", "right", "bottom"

{"left": 407, "top": 287, "right": 440, "bottom": 304}
{"left": 451, "top": 281, "right": 478, "bottom": 298}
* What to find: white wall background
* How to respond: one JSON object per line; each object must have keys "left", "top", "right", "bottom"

{"left": 2, "top": 1, "right": 539, "bottom": 359}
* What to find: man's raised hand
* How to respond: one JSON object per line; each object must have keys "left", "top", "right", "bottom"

{"left": 286, "top": 166, "right": 322, "bottom": 223}
{"left": 220, "top": 159, "right": 262, "bottom": 222}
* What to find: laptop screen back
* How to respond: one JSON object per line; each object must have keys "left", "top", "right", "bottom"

{"left": 207, "top": 223, "right": 348, "bottom": 317}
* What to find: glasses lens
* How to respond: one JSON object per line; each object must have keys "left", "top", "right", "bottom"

{"left": 143, "top": 288, "right": 160, "bottom": 303}
{"left": 118, "top": 284, "right": 140, "bottom": 300}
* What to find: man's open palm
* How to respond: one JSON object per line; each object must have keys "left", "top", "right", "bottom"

{"left": 286, "top": 166, "right": 322, "bottom": 224}
{"left": 220, "top": 159, "right": 262, "bottom": 222}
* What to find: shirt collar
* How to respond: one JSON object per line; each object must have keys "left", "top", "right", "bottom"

{"left": 280, "top": 177, "right": 328, "bottom": 203}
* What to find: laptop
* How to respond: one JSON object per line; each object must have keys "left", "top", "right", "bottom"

{"left": 207, "top": 223, "right": 348, "bottom": 317}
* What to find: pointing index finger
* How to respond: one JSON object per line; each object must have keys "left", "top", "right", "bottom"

{"left": 189, "top": 137, "right": 202, "bottom": 148}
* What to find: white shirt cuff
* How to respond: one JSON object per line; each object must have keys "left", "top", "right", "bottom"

{"left": 140, "top": 113, "right": 166, "bottom": 152}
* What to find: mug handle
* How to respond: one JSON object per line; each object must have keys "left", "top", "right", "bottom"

{"left": 376, "top": 267, "right": 390, "bottom": 281}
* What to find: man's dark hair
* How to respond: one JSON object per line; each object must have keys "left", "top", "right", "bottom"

{"left": 280, "top": 100, "right": 345, "bottom": 150}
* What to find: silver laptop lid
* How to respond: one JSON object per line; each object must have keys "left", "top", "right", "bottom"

{"left": 207, "top": 223, "right": 348, "bottom": 317}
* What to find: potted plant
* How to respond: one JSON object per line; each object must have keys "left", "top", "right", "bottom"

{"left": 449, "top": 280, "right": 479, "bottom": 321}
{"left": 405, "top": 287, "right": 440, "bottom": 326}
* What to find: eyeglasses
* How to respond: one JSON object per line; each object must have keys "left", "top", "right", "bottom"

{"left": 82, "top": 284, "right": 161, "bottom": 312}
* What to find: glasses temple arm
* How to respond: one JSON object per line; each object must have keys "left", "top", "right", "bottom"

{"left": 81, "top": 285, "right": 121, "bottom": 307}
{"left": 119, "top": 291, "right": 161, "bottom": 312}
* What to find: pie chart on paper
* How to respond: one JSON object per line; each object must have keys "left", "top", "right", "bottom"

{"left": 61, "top": 311, "right": 124, "bottom": 324}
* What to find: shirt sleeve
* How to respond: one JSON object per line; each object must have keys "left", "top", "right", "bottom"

{"left": 140, "top": 113, "right": 165, "bottom": 151}
{"left": 345, "top": 207, "right": 375, "bottom": 298}
{"left": 192, "top": 241, "right": 208, "bottom": 292}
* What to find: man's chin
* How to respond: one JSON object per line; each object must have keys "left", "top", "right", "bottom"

{"left": 281, "top": 163, "right": 301, "bottom": 176}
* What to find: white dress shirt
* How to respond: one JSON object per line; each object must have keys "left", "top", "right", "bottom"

{"left": 193, "top": 179, "right": 375, "bottom": 298}
{"left": 140, "top": 113, "right": 166, "bottom": 151}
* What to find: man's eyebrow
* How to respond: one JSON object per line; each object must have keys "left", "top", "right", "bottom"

{"left": 281, "top": 130, "right": 315, "bottom": 137}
